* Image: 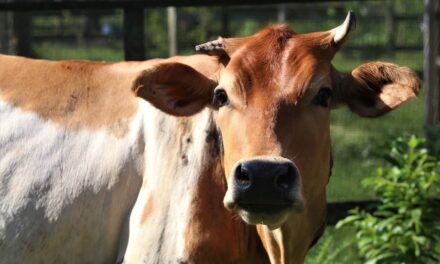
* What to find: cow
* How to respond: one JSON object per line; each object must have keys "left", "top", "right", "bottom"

{"left": 0, "top": 11, "right": 419, "bottom": 264}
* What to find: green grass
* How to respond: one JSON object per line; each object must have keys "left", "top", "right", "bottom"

{"left": 328, "top": 93, "right": 424, "bottom": 201}
{"left": 333, "top": 50, "right": 423, "bottom": 73}
{"left": 33, "top": 41, "right": 123, "bottom": 61}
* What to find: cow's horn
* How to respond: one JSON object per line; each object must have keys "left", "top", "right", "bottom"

{"left": 195, "top": 36, "right": 246, "bottom": 58}
{"left": 332, "top": 11, "right": 356, "bottom": 46}
{"left": 195, "top": 37, "right": 225, "bottom": 53}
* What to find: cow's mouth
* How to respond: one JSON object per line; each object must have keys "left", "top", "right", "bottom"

{"left": 238, "top": 203, "right": 292, "bottom": 214}
{"left": 237, "top": 206, "right": 290, "bottom": 227}
{"left": 234, "top": 201, "right": 304, "bottom": 227}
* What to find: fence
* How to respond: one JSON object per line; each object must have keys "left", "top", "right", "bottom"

{"left": 0, "top": 0, "right": 437, "bottom": 224}
{"left": 424, "top": 0, "right": 440, "bottom": 128}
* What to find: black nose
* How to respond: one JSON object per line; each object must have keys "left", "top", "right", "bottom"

{"left": 232, "top": 158, "right": 298, "bottom": 210}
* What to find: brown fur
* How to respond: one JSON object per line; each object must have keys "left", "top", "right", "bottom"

{"left": 0, "top": 54, "right": 220, "bottom": 131}
{"left": 0, "top": 55, "right": 141, "bottom": 130}
{"left": 335, "top": 61, "right": 421, "bottom": 117}
{"left": 184, "top": 158, "right": 269, "bottom": 264}
{"left": 132, "top": 62, "right": 216, "bottom": 116}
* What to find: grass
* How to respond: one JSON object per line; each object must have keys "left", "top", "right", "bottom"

{"left": 33, "top": 41, "right": 123, "bottom": 61}
{"left": 333, "top": 50, "right": 423, "bottom": 74}
{"left": 328, "top": 92, "right": 424, "bottom": 201}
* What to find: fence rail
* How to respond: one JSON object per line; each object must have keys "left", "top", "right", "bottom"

{"left": 0, "top": 0, "right": 366, "bottom": 11}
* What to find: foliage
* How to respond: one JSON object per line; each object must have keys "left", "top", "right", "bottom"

{"left": 145, "top": 9, "right": 168, "bottom": 57}
{"left": 305, "top": 227, "right": 361, "bottom": 264}
{"left": 426, "top": 124, "right": 440, "bottom": 157}
{"left": 336, "top": 135, "right": 440, "bottom": 264}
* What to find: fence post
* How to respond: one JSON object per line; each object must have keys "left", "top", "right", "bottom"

{"left": 0, "top": 12, "right": 12, "bottom": 54}
{"left": 385, "top": 0, "right": 395, "bottom": 53}
{"left": 123, "top": 7, "right": 145, "bottom": 61}
{"left": 167, "top": 7, "right": 177, "bottom": 57}
{"left": 277, "top": 4, "right": 287, "bottom": 23}
{"left": 13, "top": 11, "right": 35, "bottom": 57}
{"left": 424, "top": 0, "right": 440, "bottom": 128}
{"left": 221, "top": 7, "right": 230, "bottom": 37}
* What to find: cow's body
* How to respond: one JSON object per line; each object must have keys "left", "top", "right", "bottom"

{"left": 0, "top": 13, "right": 420, "bottom": 264}
{"left": 0, "top": 97, "right": 142, "bottom": 263}
{"left": 0, "top": 55, "right": 145, "bottom": 263}
{"left": 0, "top": 54, "right": 224, "bottom": 263}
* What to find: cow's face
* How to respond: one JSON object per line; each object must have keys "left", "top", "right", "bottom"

{"left": 211, "top": 28, "right": 338, "bottom": 227}
{"left": 132, "top": 12, "right": 420, "bottom": 228}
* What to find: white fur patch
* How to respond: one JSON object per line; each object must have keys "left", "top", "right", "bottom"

{"left": 121, "top": 102, "right": 216, "bottom": 264}
{"left": 0, "top": 100, "right": 144, "bottom": 263}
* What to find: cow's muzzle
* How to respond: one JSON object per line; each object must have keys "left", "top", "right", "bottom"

{"left": 224, "top": 156, "right": 304, "bottom": 227}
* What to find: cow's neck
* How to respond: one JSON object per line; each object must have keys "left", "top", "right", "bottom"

{"left": 256, "top": 219, "right": 310, "bottom": 264}
{"left": 255, "top": 192, "right": 327, "bottom": 264}
{"left": 120, "top": 106, "right": 269, "bottom": 263}
{"left": 121, "top": 105, "right": 216, "bottom": 263}
{"left": 184, "top": 145, "right": 270, "bottom": 264}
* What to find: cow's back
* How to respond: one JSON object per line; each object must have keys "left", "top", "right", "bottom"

{"left": 0, "top": 55, "right": 146, "bottom": 263}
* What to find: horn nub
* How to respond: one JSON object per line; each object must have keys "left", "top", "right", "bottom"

{"left": 195, "top": 37, "right": 224, "bottom": 53}
{"left": 332, "top": 11, "right": 356, "bottom": 45}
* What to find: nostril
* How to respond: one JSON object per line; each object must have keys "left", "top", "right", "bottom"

{"left": 276, "top": 172, "right": 291, "bottom": 190}
{"left": 235, "top": 164, "right": 251, "bottom": 188}
{"left": 275, "top": 164, "right": 296, "bottom": 191}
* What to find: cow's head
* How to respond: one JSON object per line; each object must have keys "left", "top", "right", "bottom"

{"left": 132, "top": 12, "right": 420, "bottom": 230}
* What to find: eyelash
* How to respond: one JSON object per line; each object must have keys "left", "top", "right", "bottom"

{"left": 313, "top": 87, "right": 333, "bottom": 107}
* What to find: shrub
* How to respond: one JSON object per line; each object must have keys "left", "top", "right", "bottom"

{"left": 336, "top": 135, "right": 440, "bottom": 264}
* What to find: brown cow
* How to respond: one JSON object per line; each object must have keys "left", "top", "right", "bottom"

{"left": 121, "top": 12, "right": 420, "bottom": 264}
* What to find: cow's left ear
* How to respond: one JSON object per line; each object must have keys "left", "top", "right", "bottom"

{"left": 132, "top": 62, "right": 216, "bottom": 116}
{"left": 333, "top": 62, "right": 421, "bottom": 117}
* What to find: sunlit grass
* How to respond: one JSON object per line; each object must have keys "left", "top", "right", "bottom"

{"left": 328, "top": 93, "right": 424, "bottom": 201}
{"left": 33, "top": 41, "right": 124, "bottom": 61}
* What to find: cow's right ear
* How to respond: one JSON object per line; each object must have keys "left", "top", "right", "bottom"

{"left": 132, "top": 62, "right": 217, "bottom": 116}
{"left": 333, "top": 62, "right": 421, "bottom": 117}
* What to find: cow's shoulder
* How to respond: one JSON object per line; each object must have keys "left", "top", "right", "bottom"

{"left": 0, "top": 55, "right": 158, "bottom": 129}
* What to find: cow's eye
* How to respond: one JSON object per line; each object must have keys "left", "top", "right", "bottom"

{"left": 313, "top": 87, "right": 333, "bottom": 107}
{"left": 213, "top": 88, "right": 229, "bottom": 107}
